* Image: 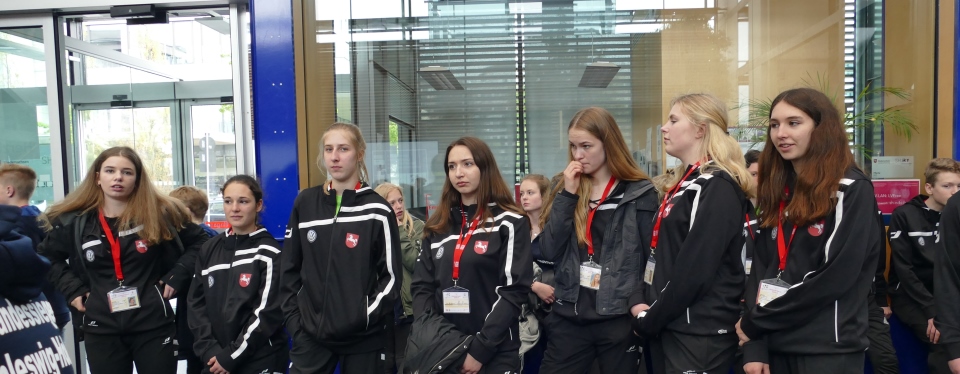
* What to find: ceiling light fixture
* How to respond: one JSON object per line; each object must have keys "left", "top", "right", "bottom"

{"left": 578, "top": 61, "right": 620, "bottom": 88}
{"left": 418, "top": 66, "right": 464, "bottom": 90}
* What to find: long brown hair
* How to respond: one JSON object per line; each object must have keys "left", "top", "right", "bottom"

{"left": 424, "top": 137, "right": 523, "bottom": 236}
{"left": 757, "top": 88, "right": 853, "bottom": 228}
{"left": 664, "top": 94, "right": 754, "bottom": 198}
{"left": 540, "top": 107, "right": 649, "bottom": 247}
{"left": 41, "top": 146, "right": 191, "bottom": 245}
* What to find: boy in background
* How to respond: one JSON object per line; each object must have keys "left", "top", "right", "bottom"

{"left": 171, "top": 185, "right": 219, "bottom": 237}
{"left": 0, "top": 164, "right": 71, "bottom": 330}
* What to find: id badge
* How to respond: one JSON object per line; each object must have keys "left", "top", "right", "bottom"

{"left": 756, "top": 278, "right": 790, "bottom": 307}
{"left": 643, "top": 257, "right": 656, "bottom": 285}
{"left": 107, "top": 286, "right": 141, "bottom": 313}
{"left": 579, "top": 262, "right": 602, "bottom": 290}
{"left": 745, "top": 258, "right": 753, "bottom": 275}
{"left": 442, "top": 286, "right": 470, "bottom": 314}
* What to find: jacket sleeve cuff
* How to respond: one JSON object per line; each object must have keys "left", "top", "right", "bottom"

{"left": 740, "top": 315, "right": 763, "bottom": 341}
{"left": 946, "top": 342, "right": 960, "bottom": 361}
{"left": 742, "top": 338, "right": 769, "bottom": 364}
{"left": 924, "top": 304, "right": 937, "bottom": 319}
{"left": 467, "top": 335, "right": 496, "bottom": 365}
{"left": 215, "top": 350, "right": 239, "bottom": 373}
{"left": 628, "top": 292, "right": 646, "bottom": 309}
{"left": 558, "top": 190, "right": 578, "bottom": 200}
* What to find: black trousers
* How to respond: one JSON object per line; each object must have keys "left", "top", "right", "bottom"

{"left": 385, "top": 316, "right": 412, "bottom": 374}
{"left": 768, "top": 352, "right": 863, "bottom": 374}
{"left": 648, "top": 330, "right": 738, "bottom": 374}
{"left": 539, "top": 313, "right": 640, "bottom": 374}
{"left": 289, "top": 330, "right": 384, "bottom": 374}
{"left": 200, "top": 345, "right": 289, "bottom": 374}
{"left": 866, "top": 297, "right": 899, "bottom": 374}
{"left": 891, "top": 295, "right": 950, "bottom": 374}
{"left": 84, "top": 325, "right": 178, "bottom": 374}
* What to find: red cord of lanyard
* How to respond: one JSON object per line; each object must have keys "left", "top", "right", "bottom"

{"left": 777, "top": 187, "right": 797, "bottom": 271}
{"left": 452, "top": 205, "right": 481, "bottom": 283}
{"left": 98, "top": 210, "right": 124, "bottom": 285}
{"left": 328, "top": 181, "right": 363, "bottom": 191}
{"left": 650, "top": 163, "right": 700, "bottom": 250}
{"left": 584, "top": 176, "right": 617, "bottom": 260}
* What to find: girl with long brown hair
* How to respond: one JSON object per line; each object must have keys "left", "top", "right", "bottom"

{"left": 538, "top": 107, "right": 659, "bottom": 374}
{"left": 411, "top": 137, "right": 532, "bottom": 373}
{"left": 39, "top": 146, "right": 209, "bottom": 374}
{"left": 631, "top": 93, "right": 753, "bottom": 373}
{"left": 736, "top": 88, "right": 883, "bottom": 374}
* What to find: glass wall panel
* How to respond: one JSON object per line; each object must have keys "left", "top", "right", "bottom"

{"left": 299, "top": 0, "right": 932, "bottom": 214}
{"left": 0, "top": 27, "right": 54, "bottom": 207}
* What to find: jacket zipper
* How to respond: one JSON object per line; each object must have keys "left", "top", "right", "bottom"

{"left": 317, "top": 209, "right": 340, "bottom": 338}
{"left": 432, "top": 336, "right": 471, "bottom": 372}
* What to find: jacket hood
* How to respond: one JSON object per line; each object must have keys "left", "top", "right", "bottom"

{"left": 908, "top": 194, "right": 931, "bottom": 209}
{"left": 0, "top": 205, "right": 21, "bottom": 237}
{"left": 20, "top": 205, "right": 41, "bottom": 217}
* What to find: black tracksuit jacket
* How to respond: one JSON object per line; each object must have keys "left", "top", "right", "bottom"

{"left": 888, "top": 194, "right": 941, "bottom": 319}
{"left": 280, "top": 183, "right": 401, "bottom": 353}
{"left": 934, "top": 192, "right": 960, "bottom": 359}
{"left": 39, "top": 210, "right": 208, "bottom": 335}
{"left": 188, "top": 227, "right": 286, "bottom": 372}
{"left": 412, "top": 203, "right": 533, "bottom": 365}
{"left": 741, "top": 167, "right": 882, "bottom": 363}
{"left": 631, "top": 166, "right": 749, "bottom": 337}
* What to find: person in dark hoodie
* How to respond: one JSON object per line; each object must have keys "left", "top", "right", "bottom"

{"left": 0, "top": 204, "right": 75, "bottom": 374}
{"left": 537, "top": 107, "right": 658, "bottom": 374}
{"left": 412, "top": 136, "right": 532, "bottom": 374}
{"left": 736, "top": 88, "right": 882, "bottom": 374}
{"left": 38, "top": 146, "right": 209, "bottom": 374}
{"left": 934, "top": 190, "right": 960, "bottom": 374}
{"left": 280, "top": 122, "right": 401, "bottom": 374}
{"left": 632, "top": 93, "right": 754, "bottom": 373}
{"left": 188, "top": 175, "right": 287, "bottom": 374}
{"left": 897, "top": 158, "right": 960, "bottom": 373}
{"left": 0, "top": 163, "right": 70, "bottom": 330}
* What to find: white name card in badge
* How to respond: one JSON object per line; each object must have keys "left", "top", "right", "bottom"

{"left": 643, "top": 257, "right": 656, "bottom": 285}
{"left": 579, "top": 262, "right": 602, "bottom": 290}
{"left": 757, "top": 278, "right": 790, "bottom": 307}
{"left": 108, "top": 286, "right": 141, "bottom": 313}
{"left": 745, "top": 258, "right": 753, "bottom": 275}
{"left": 443, "top": 286, "right": 470, "bottom": 314}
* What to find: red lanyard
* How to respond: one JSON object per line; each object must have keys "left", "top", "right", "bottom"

{"left": 585, "top": 176, "right": 617, "bottom": 258}
{"left": 452, "top": 207, "right": 482, "bottom": 281}
{"left": 328, "top": 181, "right": 363, "bottom": 191}
{"left": 98, "top": 210, "right": 124, "bottom": 283}
{"left": 777, "top": 188, "right": 797, "bottom": 271}
{"left": 651, "top": 163, "right": 700, "bottom": 250}
{"left": 745, "top": 214, "right": 755, "bottom": 240}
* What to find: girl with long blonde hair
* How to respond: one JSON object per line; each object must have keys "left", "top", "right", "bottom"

{"left": 631, "top": 93, "right": 753, "bottom": 373}
{"left": 538, "top": 107, "right": 659, "bottom": 374}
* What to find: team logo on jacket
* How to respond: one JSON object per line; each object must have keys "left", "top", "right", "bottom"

{"left": 436, "top": 247, "right": 444, "bottom": 259}
{"left": 135, "top": 239, "right": 149, "bottom": 253}
{"left": 239, "top": 273, "right": 252, "bottom": 287}
{"left": 771, "top": 227, "right": 778, "bottom": 239}
{"left": 345, "top": 233, "right": 360, "bottom": 248}
{"left": 919, "top": 237, "right": 926, "bottom": 246}
{"left": 474, "top": 241, "right": 489, "bottom": 254}
{"left": 85, "top": 249, "right": 95, "bottom": 262}
{"left": 307, "top": 230, "right": 317, "bottom": 243}
{"left": 808, "top": 220, "right": 825, "bottom": 237}
{"left": 663, "top": 203, "right": 674, "bottom": 218}
{"left": 208, "top": 275, "right": 214, "bottom": 287}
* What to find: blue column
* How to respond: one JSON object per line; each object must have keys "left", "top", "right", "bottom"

{"left": 250, "top": 0, "right": 298, "bottom": 239}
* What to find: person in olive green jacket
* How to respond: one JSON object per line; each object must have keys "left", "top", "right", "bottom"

{"left": 376, "top": 183, "right": 425, "bottom": 373}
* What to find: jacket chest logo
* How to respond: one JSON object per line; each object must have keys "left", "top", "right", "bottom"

{"left": 135, "top": 239, "right": 149, "bottom": 253}
{"left": 474, "top": 240, "right": 489, "bottom": 254}
{"left": 239, "top": 273, "right": 252, "bottom": 287}
{"left": 307, "top": 229, "right": 317, "bottom": 243}
{"left": 345, "top": 233, "right": 360, "bottom": 248}
{"left": 85, "top": 249, "right": 95, "bottom": 262}
{"left": 208, "top": 275, "right": 215, "bottom": 288}
{"left": 918, "top": 237, "right": 925, "bottom": 246}
{"left": 808, "top": 220, "right": 825, "bottom": 237}
{"left": 662, "top": 203, "right": 674, "bottom": 218}
{"left": 436, "top": 247, "right": 444, "bottom": 259}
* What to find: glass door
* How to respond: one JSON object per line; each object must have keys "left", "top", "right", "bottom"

{"left": 185, "top": 100, "right": 237, "bottom": 226}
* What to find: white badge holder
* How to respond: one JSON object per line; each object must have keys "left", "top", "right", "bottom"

{"left": 442, "top": 285, "right": 470, "bottom": 314}
{"left": 579, "top": 261, "right": 602, "bottom": 290}
{"left": 745, "top": 258, "right": 753, "bottom": 275}
{"left": 643, "top": 257, "right": 657, "bottom": 285}
{"left": 108, "top": 286, "right": 141, "bottom": 313}
{"left": 756, "top": 278, "right": 790, "bottom": 307}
